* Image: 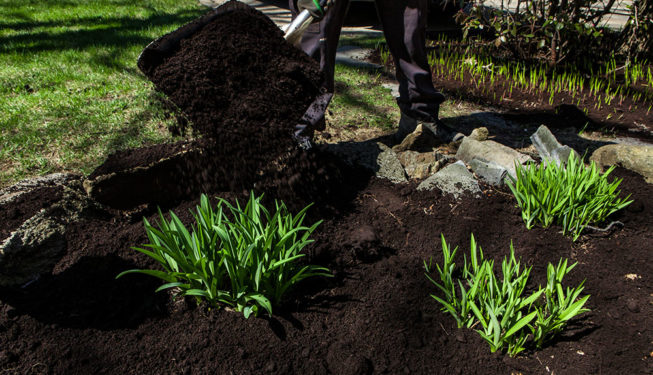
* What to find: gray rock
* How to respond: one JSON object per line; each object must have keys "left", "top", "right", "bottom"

{"left": 417, "top": 161, "right": 481, "bottom": 198}
{"left": 0, "top": 173, "right": 78, "bottom": 205}
{"left": 468, "top": 127, "right": 489, "bottom": 141}
{"left": 456, "top": 137, "right": 532, "bottom": 178}
{"left": 469, "top": 158, "right": 508, "bottom": 186}
{"left": 590, "top": 144, "right": 653, "bottom": 183}
{"left": 397, "top": 150, "right": 438, "bottom": 180}
{"left": 392, "top": 124, "right": 439, "bottom": 152}
{"left": 381, "top": 82, "right": 399, "bottom": 98}
{"left": 530, "top": 125, "right": 579, "bottom": 165}
{"left": 0, "top": 186, "right": 99, "bottom": 287}
{"left": 376, "top": 144, "right": 408, "bottom": 183}
{"left": 325, "top": 141, "right": 407, "bottom": 183}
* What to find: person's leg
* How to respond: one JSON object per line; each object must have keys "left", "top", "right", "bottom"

{"left": 289, "top": 0, "right": 349, "bottom": 144}
{"left": 289, "top": 0, "right": 350, "bottom": 92}
{"left": 374, "top": 0, "right": 444, "bottom": 123}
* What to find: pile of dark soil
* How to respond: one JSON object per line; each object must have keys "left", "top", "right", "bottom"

{"left": 142, "top": 5, "right": 325, "bottom": 195}
{"left": 1, "top": 168, "right": 651, "bottom": 374}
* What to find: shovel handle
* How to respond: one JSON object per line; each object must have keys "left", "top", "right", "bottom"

{"left": 283, "top": 9, "right": 314, "bottom": 45}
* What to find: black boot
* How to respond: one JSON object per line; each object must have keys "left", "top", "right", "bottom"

{"left": 393, "top": 112, "right": 418, "bottom": 143}
{"left": 421, "top": 119, "right": 464, "bottom": 144}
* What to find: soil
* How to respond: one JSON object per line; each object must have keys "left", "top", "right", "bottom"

{"left": 140, "top": 5, "right": 325, "bottom": 195}
{"left": 1, "top": 6, "right": 651, "bottom": 375}
{"left": 435, "top": 70, "right": 653, "bottom": 140}
{"left": 0, "top": 164, "right": 651, "bottom": 375}
{"left": 88, "top": 142, "right": 191, "bottom": 180}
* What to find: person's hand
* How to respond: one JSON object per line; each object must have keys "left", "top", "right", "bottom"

{"left": 297, "top": 0, "right": 332, "bottom": 21}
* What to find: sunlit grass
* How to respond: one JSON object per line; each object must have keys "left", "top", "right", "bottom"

{"left": 329, "top": 64, "right": 400, "bottom": 130}
{"left": 0, "top": 0, "right": 205, "bottom": 186}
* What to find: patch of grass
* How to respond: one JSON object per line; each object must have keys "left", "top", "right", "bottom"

{"left": 425, "top": 234, "right": 590, "bottom": 357}
{"left": 329, "top": 64, "right": 400, "bottom": 130}
{"left": 0, "top": 0, "right": 205, "bottom": 187}
{"left": 338, "top": 33, "right": 386, "bottom": 49}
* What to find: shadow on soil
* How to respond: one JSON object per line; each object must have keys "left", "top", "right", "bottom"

{"left": 0, "top": 255, "right": 167, "bottom": 330}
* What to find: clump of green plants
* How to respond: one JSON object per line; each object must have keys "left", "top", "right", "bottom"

{"left": 117, "top": 193, "right": 331, "bottom": 318}
{"left": 507, "top": 152, "right": 632, "bottom": 240}
{"left": 425, "top": 234, "right": 590, "bottom": 357}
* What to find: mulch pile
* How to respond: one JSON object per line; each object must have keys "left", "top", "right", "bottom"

{"left": 0, "top": 5, "right": 651, "bottom": 375}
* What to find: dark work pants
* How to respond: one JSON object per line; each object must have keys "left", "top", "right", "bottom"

{"left": 290, "top": 0, "right": 445, "bottom": 130}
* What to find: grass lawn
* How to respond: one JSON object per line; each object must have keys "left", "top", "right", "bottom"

{"left": 0, "top": 1, "right": 437, "bottom": 188}
{"left": 0, "top": 0, "right": 205, "bottom": 187}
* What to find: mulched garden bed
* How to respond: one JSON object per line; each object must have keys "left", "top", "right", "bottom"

{"left": 0, "top": 165, "right": 651, "bottom": 374}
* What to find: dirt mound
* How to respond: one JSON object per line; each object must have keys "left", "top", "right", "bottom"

{"left": 145, "top": 5, "right": 324, "bottom": 193}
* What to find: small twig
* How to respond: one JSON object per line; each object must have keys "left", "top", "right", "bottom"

{"left": 584, "top": 221, "right": 624, "bottom": 233}
{"left": 368, "top": 193, "right": 403, "bottom": 226}
{"left": 439, "top": 322, "right": 450, "bottom": 336}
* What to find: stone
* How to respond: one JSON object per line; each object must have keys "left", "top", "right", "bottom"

{"left": 455, "top": 137, "right": 532, "bottom": 178}
{"left": 417, "top": 161, "right": 481, "bottom": 198}
{"left": 0, "top": 173, "right": 78, "bottom": 205}
{"left": 396, "top": 150, "right": 437, "bottom": 180}
{"left": 590, "top": 144, "right": 653, "bottom": 183}
{"left": 530, "top": 125, "right": 579, "bottom": 165}
{"left": 325, "top": 141, "right": 407, "bottom": 183}
{"left": 392, "top": 124, "right": 439, "bottom": 152}
{"left": 0, "top": 185, "right": 100, "bottom": 287}
{"left": 626, "top": 298, "right": 639, "bottom": 313}
{"left": 468, "top": 158, "right": 508, "bottom": 186}
{"left": 468, "top": 127, "right": 489, "bottom": 141}
{"left": 381, "top": 82, "right": 399, "bottom": 98}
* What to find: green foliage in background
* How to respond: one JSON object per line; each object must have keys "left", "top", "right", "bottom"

{"left": 117, "top": 193, "right": 331, "bottom": 318}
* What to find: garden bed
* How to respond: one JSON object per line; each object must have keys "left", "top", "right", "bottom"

{"left": 0, "top": 162, "right": 651, "bottom": 374}
{"left": 1, "top": 5, "right": 651, "bottom": 374}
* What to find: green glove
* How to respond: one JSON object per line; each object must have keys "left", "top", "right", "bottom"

{"left": 297, "top": 0, "right": 331, "bottom": 20}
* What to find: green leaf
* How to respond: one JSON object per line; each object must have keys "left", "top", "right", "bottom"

{"left": 558, "top": 295, "right": 590, "bottom": 321}
{"left": 505, "top": 310, "right": 537, "bottom": 339}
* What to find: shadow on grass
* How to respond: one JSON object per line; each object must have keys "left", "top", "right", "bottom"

{"left": 0, "top": 8, "right": 205, "bottom": 58}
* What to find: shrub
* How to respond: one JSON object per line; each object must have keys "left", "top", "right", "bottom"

{"left": 507, "top": 152, "right": 632, "bottom": 241}
{"left": 425, "top": 234, "right": 590, "bottom": 356}
{"left": 117, "top": 193, "right": 331, "bottom": 318}
{"left": 457, "top": 0, "right": 616, "bottom": 65}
